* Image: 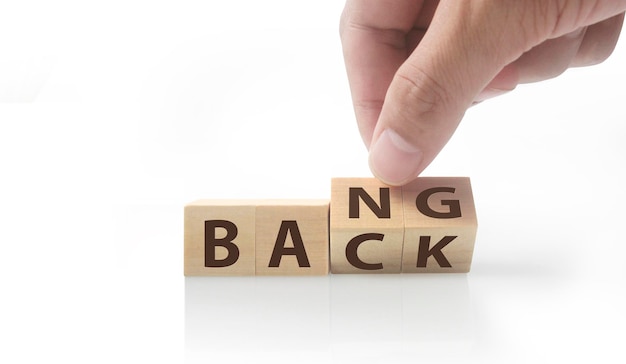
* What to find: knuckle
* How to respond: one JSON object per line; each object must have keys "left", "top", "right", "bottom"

{"left": 573, "top": 14, "right": 624, "bottom": 66}
{"left": 394, "top": 66, "right": 451, "bottom": 116}
{"left": 389, "top": 66, "right": 454, "bottom": 138}
{"left": 577, "top": 46, "right": 614, "bottom": 66}
{"left": 354, "top": 98, "right": 385, "bottom": 114}
{"left": 341, "top": 19, "right": 408, "bottom": 49}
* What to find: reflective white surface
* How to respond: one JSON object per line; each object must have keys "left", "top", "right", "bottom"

{"left": 1, "top": 1, "right": 625, "bottom": 363}
{"left": 186, "top": 274, "right": 471, "bottom": 363}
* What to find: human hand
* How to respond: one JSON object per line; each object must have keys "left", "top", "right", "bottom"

{"left": 340, "top": 0, "right": 625, "bottom": 185}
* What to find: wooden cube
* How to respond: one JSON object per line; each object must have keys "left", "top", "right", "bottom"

{"left": 401, "top": 177, "right": 477, "bottom": 273}
{"left": 184, "top": 177, "right": 477, "bottom": 276}
{"left": 184, "top": 200, "right": 256, "bottom": 276}
{"left": 330, "top": 178, "right": 404, "bottom": 273}
{"left": 255, "top": 200, "right": 330, "bottom": 275}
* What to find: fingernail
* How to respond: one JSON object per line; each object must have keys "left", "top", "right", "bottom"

{"left": 369, "top": 129, "right": 423, "bottom": 186}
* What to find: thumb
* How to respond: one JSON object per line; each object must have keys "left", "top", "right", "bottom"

{"left": 368, "top": 2, "right": 525, "bottom": 186}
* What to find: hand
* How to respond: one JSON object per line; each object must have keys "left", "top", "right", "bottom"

{"left": 340, "top": 0, "right": 625, "bottom": 185}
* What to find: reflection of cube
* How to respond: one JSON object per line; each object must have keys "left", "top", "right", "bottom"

{"left": 401, "top": 177, "right": 477, "bottom": 273}
{"left": 330, "top": 178, "right": 404, "bottom": 274}
{"left": 0, "top": 57, "right": 54, "bottom": 102}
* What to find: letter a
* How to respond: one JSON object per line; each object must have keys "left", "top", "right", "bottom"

{"left": 269, "top": 221, "right": 311, "bottom": 268}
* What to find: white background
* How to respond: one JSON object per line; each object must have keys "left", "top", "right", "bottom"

{"left": 1, "top": 1, "right": 625, "bottom": 363}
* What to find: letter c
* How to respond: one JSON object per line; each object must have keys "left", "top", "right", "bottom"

{"left": 345, "top": 233, "right": 384, "bottom": 270}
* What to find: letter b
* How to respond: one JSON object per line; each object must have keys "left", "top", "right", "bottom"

{"left": 205, "top": 220, "right": 240, "bottom": 267}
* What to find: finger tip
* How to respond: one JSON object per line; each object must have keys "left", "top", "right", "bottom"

{"left": 368, "top": 129, "right": 424, "bottom": 186}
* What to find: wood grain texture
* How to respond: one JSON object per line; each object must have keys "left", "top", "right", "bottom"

{"left": 255, "top": 200, "right": 329, "bottom": 276}
{"left": 401, "top": 177, "right": 477, "bottom": 273}
{"left": 330, "top": 178, "right": 404, "bottom": 274}
{"left": 184, "top": 200, "right": 256, "bottom": 276}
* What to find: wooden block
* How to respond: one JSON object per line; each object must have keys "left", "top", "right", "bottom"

{"left": 255, "top": 200, "right": 329, "bottom": 275}
{"left": 330, "top": 178, "right": 404, "bottom": 273}
{"left": 184, "top": 200, "right": 256, "bottom": 276}
{"left": 401, "top": 177, "right": 477, "bottom": 273}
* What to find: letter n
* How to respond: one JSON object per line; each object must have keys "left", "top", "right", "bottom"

{"left": 349, "top": 187, "right": 391, "bottom": 218}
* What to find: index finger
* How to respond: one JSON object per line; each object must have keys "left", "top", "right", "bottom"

{"left": 340, "top": 0, "right": 432, "bottom": 147}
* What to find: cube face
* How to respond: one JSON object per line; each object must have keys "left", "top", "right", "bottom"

{"left": 402, "top": 229, "right": 476, "bottom": 273}
{"left": 330, "top": 178, "right": 404, "bottom": 274}
{"left": 255, "top": 200, "right": 330, "bottom": 276}
{"left": 401, "top": 177, "right": 477, "bottom": 273}
{"left": 184, "top": 200, "right": 256, "bottom": 276}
